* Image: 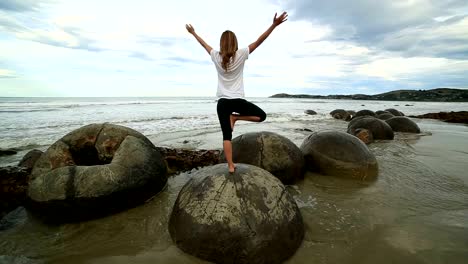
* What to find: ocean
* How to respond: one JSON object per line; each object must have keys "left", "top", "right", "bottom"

{"left": 1, "top": 97, "right": 468, "bottom": 263}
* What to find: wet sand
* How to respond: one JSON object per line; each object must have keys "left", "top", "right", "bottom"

{"left": 1, "top": 118, "right": 467, "bottom": 264}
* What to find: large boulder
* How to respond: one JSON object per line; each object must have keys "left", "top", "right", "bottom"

{"left": 354, "top": 109, "right": 376, "bottom": 118}
{"left": 348, "top": 116, "right": 394, "bottom": 140}
{"left": 228, "top": 132, "right": 305, "bottom": 184}
{"left": 377, "top": 113, "right": 394, "bottom": 120}
{"left": 28, "top": 123, "right": 167, "bottom": 223}
{"left": 385, "top": 116, "right": 421, "bottom": 133}
{"left": 330, "top": 109, "right": 351, "bottom": 121}
{"left": 304, "top": 109, "right": 317, "bottom": 115}
{"left": 385, "top": 108, "right": 404, "bottom": 116}
{"left": 169, "top": 163, "right": 304, "bottom": 264}
{"left": 300, "top": 131, "right": 378, "bottom": 180}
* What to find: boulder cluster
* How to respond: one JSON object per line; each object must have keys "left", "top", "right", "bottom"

{"left": 1, "top": 108, "right": 419, "bottom": 262}
{"left": 328, "top": 108, "right": 421, "bottom": 144}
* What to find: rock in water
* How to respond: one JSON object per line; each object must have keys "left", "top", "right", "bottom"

{"left": 28, "top": 123, "right": 167, "bottom": 223}
{"left": 354, "top": 109, "right": 376, "bottom": 118}
{"left": 385, "top": 116, "right": 421, "bottom": 133}
{"left": 377, "top": 113, "right": 394, "bottom": 120}
{"left": 385, "top": 108, "right": 404, "bottom": 116}
{"left": 348, "top": 116, "right": 394, "bottom": 140}
{"left": 304, "top": 109, "right": 317, "bottom": 115}
{"left": 169, "top": 163, "right": 304, "bottom": 264}
{"left": 300, "top": 130, "right": 378, "bottom": 180}
{"left": 330, "top": 109, "right": 351, "bottom": 121}
{"left": 228, "top": 132, "right": 305, "bottom": 184}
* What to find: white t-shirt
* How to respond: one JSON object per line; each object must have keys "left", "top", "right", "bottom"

{"left": 210, "top": 47, "right": 249, "bottom": 98}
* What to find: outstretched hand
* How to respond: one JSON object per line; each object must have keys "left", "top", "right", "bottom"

{"left": 273, "top": 12, "right": 288, "bottom": 27}
{"left": 185, "top": 24, "right": 195, "bottom": 34}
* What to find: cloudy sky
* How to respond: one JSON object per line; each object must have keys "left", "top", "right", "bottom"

{"left": 1, "top": 0, "right": 467, "bottom": 97}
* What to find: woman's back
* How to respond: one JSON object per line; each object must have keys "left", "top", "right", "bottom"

{"left": 210, "top": 48, "right": 249, "bottom": 98}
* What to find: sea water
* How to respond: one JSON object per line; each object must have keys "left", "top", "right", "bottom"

{"left": 1, "top": 97, "right": 467, "bottom": 264}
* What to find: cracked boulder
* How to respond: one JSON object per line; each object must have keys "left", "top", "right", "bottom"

{"left": 227, "top": 131, "right": 305, "bottom": 184}
{"left": 28, "top": 123, "right": 167, "bottom": 223}
{"left": 300, "top": 130, "right": 378, "bottom": 180}
{"left": 169, "top": 163, "right": 304, "bottom": 264}
{"left": 348, "top": 116, "right": 394, "bottom": 140}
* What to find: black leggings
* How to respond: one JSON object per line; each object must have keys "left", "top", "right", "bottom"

{"left": 217, "top": 98, "right": 266, "bottom": 141}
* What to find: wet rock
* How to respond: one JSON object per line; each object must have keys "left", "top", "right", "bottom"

{"left": 0, "top": 166, "right": 29, "bottom": 219}
{"left": 385, "top": 108, "right": 404, "bottom": 116}
{"left": 28, "top": 123, "right": 167, "bottom": 223}
{"left": 354, "top": 109, "right": 376, "bottom": 118}
{"left": 347, "top": 110, "right": 356, "bottom": 116}
{"left": 330, "top": 109, "right": 351, "bottom": 121}
{"left": 169, "top": 164, "right": 304, "bottom": 264}
{"left": 227, "top": 132, "right": 305, "bottom": 184}
{"left": 348, "top": 116, "right": 394, "bottom": 140}
{"left": 353, "top": 128, "right": 374, "bottom": 144}
{"left": 155, "top": 147, "right": 221, "bottom": 175}
{"left": 304, "top": 110, "right": 317, "bottom": 115}
{"left": 300, "top": 130, "right": 378, "bottom": 180}
{"left": 375, "top": 110, "right": 388, "bottom": 115}
{"left": 18, "top": 149, "right": 43, "bottom": 171}
{"left": 0, "top": 148, "right": 17, "bottom": 157}
{"left": 385, "top": 116, "right": 421, "bottom": 133}
{"left": 409, "top": 111, "right": 468, "bottom": 124}
{"left": 377, "top": 113, "right": 395, "bottom": 120}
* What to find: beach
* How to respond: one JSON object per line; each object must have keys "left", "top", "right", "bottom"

{"left": 1, "top": 97, "right": 468, "bottom": 263}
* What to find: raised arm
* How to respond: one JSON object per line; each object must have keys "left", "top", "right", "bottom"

{"left": 185, "top": 24, "right": 213, "bottom": 55}
{"left": 248, "top": 12, "right": 288, "bottom": 54}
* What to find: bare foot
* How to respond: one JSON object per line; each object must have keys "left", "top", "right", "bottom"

{"left": 228, "top": 163, "right": 236, "bottom": 173}
{"left": 230, "top": 115, "right": 236, "bottom": 131}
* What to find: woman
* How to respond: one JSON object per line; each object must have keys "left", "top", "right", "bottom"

{"left": 186, "top": 12, "right": 288, "bottom": 173}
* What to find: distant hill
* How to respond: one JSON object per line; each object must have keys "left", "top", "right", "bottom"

{"left": 270, "top": 88, "right": 468, "bottom": 102}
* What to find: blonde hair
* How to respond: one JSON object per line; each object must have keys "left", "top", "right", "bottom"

{"left": 220, "top": 30, "right": 238, "bottom": 72}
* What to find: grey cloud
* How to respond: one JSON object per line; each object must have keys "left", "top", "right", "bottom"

{"left": 0, "top": 0, "right": 41, "bottom": 12}
{"left": 285, "top": 0, "right": 468, "bottom": 58}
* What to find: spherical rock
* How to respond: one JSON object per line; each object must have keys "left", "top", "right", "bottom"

{"left": 18, "top": 149, "right": 43, "bottom": 171}
{"left": 28, "top": 123, "right": 167, "bottom": 223}
{"left": 229, "top": 132, "right": 305, "bottom": 184}
{"left": 375, "top": 110, "right": 388, "bottom": 115}
{"left": 169, "top": 163, "right": 304, "bottom": 264}
{"left": 377, "top": 113, "right": 395, "bottom": 120}
{"left": 304, "top": 110, "right": 317, "bottom": 115}
{"left": 330, "top": 109, "right": 351, "bottom": 120}
{"left": 385, "top": 108, "right": 403, "bottom": 116}
{"left": 348, "top": 116, "right": 394, "bottom": 140}
{"left": 385, "top": 116, "right": 421, "bottom": 133}
{"left": 354, "top": 109, "right": 376, "bottom": 118}
{"left": 300, "top": 130, "right": 378, "bottom": 180}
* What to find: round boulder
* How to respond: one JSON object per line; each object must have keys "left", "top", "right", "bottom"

{"left": 28, "top": 123, "right": 167, "bottom": 223}
{"left": 385, "top": 116, "right": 421, "bottom": 133}
{"left": 330, "top": 109, "right": 351, "bottom": 121}
{"left": 375, "top": 110, "right": 388, "bottom": 115}
{"left": 300, "top": 130, "right": 378, "bottom": 180}
{"left": 354, "top": 109, "right": 376, "bottom": 118}
{"left": 385, "top": 108, "right": 404, "bottom": 116}
{"left": 169, "top": 163, "right": 304, "bottom": 264}
{"left": 304, "top": 110, "right": 317, "bottom": 115}
{"left": 348, "top": 116, "right": 394, "bottom": 140}
{"left": 377, "top": 113, "right": 395, "bottom": 120}
{"left": 229, "top": 131, "right": 305, "bottom": 184}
